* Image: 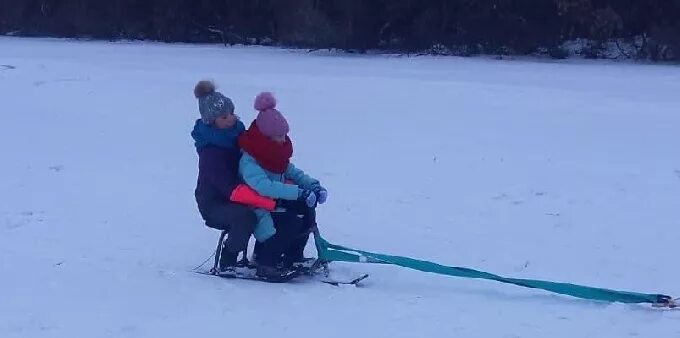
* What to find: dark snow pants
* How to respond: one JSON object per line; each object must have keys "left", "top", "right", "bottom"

{"left": 198, "top": 201, "right": 256, "bottom": 255}
{"left": 255, "top": 201, "right": 316, "bottom": 267}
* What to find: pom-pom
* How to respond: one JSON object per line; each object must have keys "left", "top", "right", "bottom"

{"left": 194, "top": 80, "right": 216, "bottom": 98}
{"left": 254, "top": 92, "right": 277, "bottom": 111}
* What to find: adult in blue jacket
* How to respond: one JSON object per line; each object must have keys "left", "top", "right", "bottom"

{"left": 192, "top": 81, "right": 274, "bottom": 276}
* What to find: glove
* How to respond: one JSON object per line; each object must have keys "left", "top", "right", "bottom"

{"left": 298, "top": 189, "right": 317, "bottom": 208}
{"left": 314, "top": 186, "right": 328, "bottom": 204}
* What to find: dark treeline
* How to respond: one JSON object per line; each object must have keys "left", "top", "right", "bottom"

{"left": 1, "top": 0, "right": 679, "bottom": 60}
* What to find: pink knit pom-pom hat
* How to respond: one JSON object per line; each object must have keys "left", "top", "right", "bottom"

{"left": 254, "top": 92, "right": 289, "bottom": 138}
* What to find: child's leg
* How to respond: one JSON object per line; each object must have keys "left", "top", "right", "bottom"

{"left": 279, "top": 202, "right": 317, "bottom": 264}
{"left": 256, "top": 211, "right": 304, "bottom": 267}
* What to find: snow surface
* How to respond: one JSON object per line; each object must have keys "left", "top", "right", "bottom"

{"left": 1, "top": 37, "right": 679, "bottom": 338}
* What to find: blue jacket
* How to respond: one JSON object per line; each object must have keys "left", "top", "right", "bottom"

{"left": 192, "top": 119, "right": 245, "bottom": 151}
{"left": 239, "top": 152, "right": 318, "bottom": 241}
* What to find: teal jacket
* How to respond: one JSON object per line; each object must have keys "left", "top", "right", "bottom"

{"left": 239, "top": 152, "right": 319, "bottom": 241}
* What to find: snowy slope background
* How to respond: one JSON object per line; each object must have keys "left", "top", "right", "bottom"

{"left": 1, "top": 37, "right": 679, "bottom": 338}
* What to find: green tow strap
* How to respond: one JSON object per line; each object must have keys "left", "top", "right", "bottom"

{"left": 315, "top": 236, "right": 675, "bottom": 306}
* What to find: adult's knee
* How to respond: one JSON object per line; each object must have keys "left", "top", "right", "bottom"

{"left": 204, "top": 203, "right": 256, "bottom": 231}
{"left": 230, "top": 204, "right": 257, "bottom": 231}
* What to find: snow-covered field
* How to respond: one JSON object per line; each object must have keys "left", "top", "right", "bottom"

{"left": 1, "top": 37, "right": 679, "bottom": 338}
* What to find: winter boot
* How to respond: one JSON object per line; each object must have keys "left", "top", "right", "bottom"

{"left": 256, "top": 264, "right": 298, "bottom": 283}
{"left": 217, "top": 249, "right": 238, "bottom": 277}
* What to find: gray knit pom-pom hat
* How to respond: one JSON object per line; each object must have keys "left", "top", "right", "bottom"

{"left": 194, "top": 80, "right": 235, "bottom": 125}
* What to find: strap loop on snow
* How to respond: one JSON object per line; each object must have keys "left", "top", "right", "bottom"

{"left": 652, "top": 297, "right": 678, "bottom": 309}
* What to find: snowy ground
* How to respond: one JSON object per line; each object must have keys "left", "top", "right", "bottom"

{"left": 1, "top": 37, "right": 679, "bottom": 338}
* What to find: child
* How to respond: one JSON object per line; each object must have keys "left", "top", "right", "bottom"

{"left": 238, "top": 92, "right": 328, "bottom": 280}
